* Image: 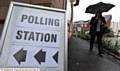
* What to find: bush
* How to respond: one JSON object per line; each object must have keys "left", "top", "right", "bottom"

{"left": 105, "top": 32, "right": 115, "bottom": 37}
{"left": 103, "top": 39, "right": 120, "bottom": 51}
{"left": 78, "top": 32, "right": 90, "bottom": 40}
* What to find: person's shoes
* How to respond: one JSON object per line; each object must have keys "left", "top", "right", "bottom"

{"left": 89, "top": 48, "right": 93, "bottom": 52}
{"left": 101, "top": 52, "right": 104, "bottom": 54}
{"left": 98, "top": 54, "right": 103, "bottom": 57}
{"left": 89, "top": 49, "right": 93, "bottom": 52}
{"left": 101, "top": 51, "right": 105, "bottom": 54}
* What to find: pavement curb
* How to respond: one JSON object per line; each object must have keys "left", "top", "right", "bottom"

{"left": 104, "top": 48, "right": 120, "bottom": 63}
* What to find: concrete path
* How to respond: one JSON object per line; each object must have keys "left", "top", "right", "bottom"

{"left": 68, "top": 37, "right": 120, "bottom": 71}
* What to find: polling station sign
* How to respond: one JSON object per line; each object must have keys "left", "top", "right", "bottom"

{"left": 0, "top": 2, "right": 67, "bottom": 71}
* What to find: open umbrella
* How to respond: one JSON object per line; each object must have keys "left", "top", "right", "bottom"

{"left": 85, "top": 2, "right": 115, "bottom": 14}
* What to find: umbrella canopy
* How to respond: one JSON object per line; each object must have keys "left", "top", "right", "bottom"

{"left": 85, "top": 2, "right": 115, "bottom": 14}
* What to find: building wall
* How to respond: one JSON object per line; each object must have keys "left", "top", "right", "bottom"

{"left": 0, "top": 0, "right": 65, "bottom": 20}
{"left": 104, "top": 15, "right": 112, "bottom": 28}
{"left": 0, "top": 0, "right": 65, "bottom": 35}
{"left": 110, "top": 22, "right": 120, "bottom": 35}
{"left": 51, "top": 0, "right": 65, "bottom": 9}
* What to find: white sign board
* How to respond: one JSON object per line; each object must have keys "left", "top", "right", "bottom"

{"left": 0, "top": 2, "right": 67, "bottom": 71}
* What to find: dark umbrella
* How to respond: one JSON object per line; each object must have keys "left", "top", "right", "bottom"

{"left": 85, "top": 2, "right": 115, "bottom": 14}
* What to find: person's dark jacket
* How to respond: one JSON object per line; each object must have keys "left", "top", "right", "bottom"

{"left": 89, "top": 16, "right": 106, "bottom": 34}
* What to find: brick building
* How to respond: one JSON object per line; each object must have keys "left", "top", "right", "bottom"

{"left": 0, "top": 0, "right": 66, "bottom": 34}
{"left": 74, "top": 15, "right": 112, "bottom": 32}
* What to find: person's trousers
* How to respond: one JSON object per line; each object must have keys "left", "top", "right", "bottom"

{"left": 90, "top": 32, "right": 103, "bottom": 54}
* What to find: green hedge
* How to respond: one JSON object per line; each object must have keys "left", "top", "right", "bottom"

{"left": 103, "top": 40, "right": 120, "bottom": 51}
{"left": 78, "top": 32, "right": 90, "bottom": 40}
{"left": 106, "top": 32, "right": 115, "bottom": 37}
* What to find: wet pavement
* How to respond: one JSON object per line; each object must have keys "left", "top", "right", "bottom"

{"left": 68, "top": 37, "right": 120, "bottom": 71}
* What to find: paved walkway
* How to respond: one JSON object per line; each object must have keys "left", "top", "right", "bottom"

{"left": 68, "top": 37, "right": 120, "bottom": 71}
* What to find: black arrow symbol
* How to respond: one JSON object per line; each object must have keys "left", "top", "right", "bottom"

{"left": 53, "top": 51, "right": 58, "bottom": 64}
{"left": 13, "top": 48, "right": 27, "bottom": 65}
{"left": 34, "top": 49, "right": 46, "bottom": 64}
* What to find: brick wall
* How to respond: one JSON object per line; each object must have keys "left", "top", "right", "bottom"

{"left": 0, "top": 0, "right": 65, "bottom": 35}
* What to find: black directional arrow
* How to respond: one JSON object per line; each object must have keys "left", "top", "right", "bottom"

{"left": 34, "top": 49, "right": 46, "bottom": 64}
{"left": 13, "top": 48, "right": 27, "bottom": 65}
{"left": 53, "top": 51, "right": 58, "bottom": 64}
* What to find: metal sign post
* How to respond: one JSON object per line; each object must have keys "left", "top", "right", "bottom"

{"left": 0, "top": 2, "right": 67, "bottom": 71}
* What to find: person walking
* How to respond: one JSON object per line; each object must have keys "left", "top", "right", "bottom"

{"left": 89, "top": 12, "right": 106, "bottom": 57}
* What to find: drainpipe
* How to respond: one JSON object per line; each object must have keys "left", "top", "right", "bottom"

{"left": 69, "top": 0, "right": 79, "bottom": 38}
